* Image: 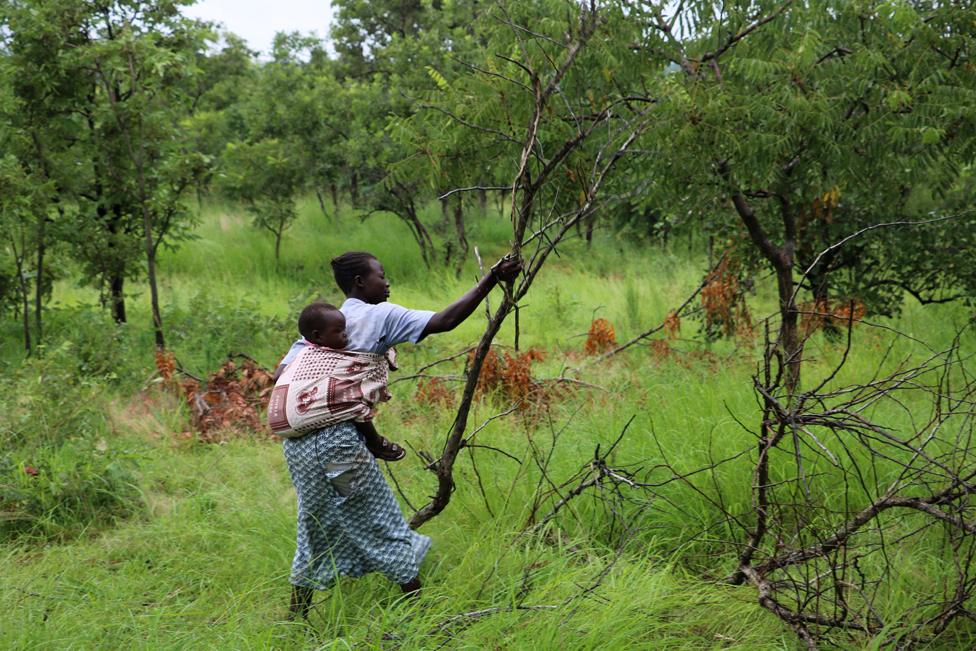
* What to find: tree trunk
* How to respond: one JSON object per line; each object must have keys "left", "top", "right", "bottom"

{"left": 388, "top": 184, "right": 434, "bottom": 267}
{"left": 145, "top": 231, "right": 165, "bottom": 349}
{"left": 315, "top": 190, "right": 329, "bottom": 220}
{"left": 410, "top": 294, "right": 513, "bottom": 528}
{"left": 453, "top": 195, "right": 469, "bottom": 278}
{"left": 775, "top": 263, "right": 801, "bottom": 395}
{"left": 439, "top": 196, "right": 451, "bottom": 233}
{"left": 110, "top": 271, "right": 126, "bottom": 324}
{"left": 9, "top": 235, "right": 31, "bottom": 354}
{"left": 29, "top": 132, "right": 54, "bottom": 346}
{"left": 34, "top": 217, "right": 46, "bottom": 345}
{"left": 20, "top": 277, "right": 31, "bottom": 354}
{"left": 585, "top": 213, "right": 595, "bottom": 247}
{"left": 274, "top": 228, "right": 282, "bottom": 273}
{"left": 477, "top": 187, "right": 487, "bottom": 216}
{"left": 350, "top": 172, "right": 359, "bottom": 206}
{"left": 406, "top": 206, "right": 434, "bottom": 268}
{"left": 721, "top": 163, "right": 802, "bottom": 396}
{"left": 330, "top": 182, "right": 339, "bottom": 214}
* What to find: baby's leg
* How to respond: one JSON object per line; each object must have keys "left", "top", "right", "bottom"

{"left": 354, "top": 420, "right": 407, "bottom": 461}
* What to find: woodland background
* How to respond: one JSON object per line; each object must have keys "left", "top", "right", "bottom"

{"left": 2, "top": 1, "right": 976, "bottom": 649}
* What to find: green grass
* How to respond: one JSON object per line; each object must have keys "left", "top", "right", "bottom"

{"left": 2, "top": 197, "right": 975, "bottom": 649}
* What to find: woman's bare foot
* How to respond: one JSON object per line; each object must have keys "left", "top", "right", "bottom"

{"left": 288, "top": 585, "right": 314, "bottom": 620}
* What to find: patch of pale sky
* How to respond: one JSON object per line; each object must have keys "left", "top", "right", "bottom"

{"left": 182, "top": 0, "right": 334, "bottom": 56}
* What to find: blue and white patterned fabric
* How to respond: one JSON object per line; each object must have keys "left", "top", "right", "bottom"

{"left": 283, "top": 422, "right": 430, "bottom": 588}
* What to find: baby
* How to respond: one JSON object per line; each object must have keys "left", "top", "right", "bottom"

{"left": 268, "top": 302, "right": 406, "bottom": 461}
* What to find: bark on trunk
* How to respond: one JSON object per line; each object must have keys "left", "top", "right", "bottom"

{"left": 453, "top": 195, "right": 469, "bottom": 278}
{"left": 330, "top": 182, "right": 339, "bottom": 213}
{"left": 110, "top": 272, "right": 126, "bottom": 324}
{"left": 34, "top": 219, "right": 46, "bottom": 345}
{"left": 410, "top": 295, "right": 512, "bottom": 528}
{"left": 315, "top": 190, "right": 329, "bottom": 220}
{"left": 390, "top": 184, "right": 434, "bottom": 268}
{"left": 439, "top": 196, "right": 450, "bottom": 232}
{"left": 10, "top": 242, "right": 31, "bottom": 354}
{"left": 274, "top": 228, "right": 283, "bottom": 273}
{"left": 776, "top": 263, "right": 801, "bottom": 394}
{"left": 477, "top": 187, "right": 487, "bottom": 216}
{"left": 20, "top": 280, "right": 31, "bottom": 354}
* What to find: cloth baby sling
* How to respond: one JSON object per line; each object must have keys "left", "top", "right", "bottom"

{"left": 268, "top": 345, "right": 395, "bottom": 438}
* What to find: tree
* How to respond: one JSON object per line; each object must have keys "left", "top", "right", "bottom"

{"left": 88, "top": 5, "right": 209, "bottom": 347}
{"left": 0, "top": 0, "right": 91, "bottom": 345}
{"left": 397, "top": 0, "right": 659, "bottom": 527}
{"left": 628, "top": 0, "right": 976, "bottom": 392}
{"left": 3, "top": 0, "right": 209, "bottom": 344}
{"left": 218, "top": 139, "right": 304, "bottom": 271}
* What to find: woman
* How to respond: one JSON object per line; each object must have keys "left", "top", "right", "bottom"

{"left": 280, "top": 250, "right": 522, "bottom": 618}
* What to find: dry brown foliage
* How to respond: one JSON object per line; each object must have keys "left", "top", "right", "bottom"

{"left": 471, "top": 346, "right": 548, "bottom": 408}
{"left": 700, "top": 256, "right": 753, "bottom": 341}
{"left": 662, "top": 311, "right": 681, "bottom": 339}
{"left": 649, "top": 339, "right": 673, "bottom": 362}
{"left": 157, "top": 351, "right": 275, "bottom": 443}
{"left": 584, "top": 318, "right": 616, "bottom": 355}
{"left": 799, "top": 298, "right": 866, "bottom": 337}
{"left": 415, "top": 377, "right": 455, "bottom": 408}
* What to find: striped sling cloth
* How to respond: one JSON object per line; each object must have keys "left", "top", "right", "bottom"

{"left": 268, "top": 345, "right": 392, "bottom": 438}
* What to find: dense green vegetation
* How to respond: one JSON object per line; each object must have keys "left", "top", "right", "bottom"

{"left": 3, "top": 1, "right": 976, "bottom": 648}
{"left": 2, "top": 199, "right": 973, "bottom": 649}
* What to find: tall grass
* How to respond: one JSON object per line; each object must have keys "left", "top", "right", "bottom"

{"left": 1, "top": 197, "right": 974, "bottom": 648}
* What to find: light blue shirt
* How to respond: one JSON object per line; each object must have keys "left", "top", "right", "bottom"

{"left": 280, "top": 298, "right": 435, "bottom": 365}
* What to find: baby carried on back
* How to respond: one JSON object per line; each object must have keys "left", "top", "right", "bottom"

{"left": 268, "top": 302, "right": 405, "bottom": 461}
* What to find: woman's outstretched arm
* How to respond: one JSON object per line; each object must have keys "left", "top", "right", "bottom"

{"left": 419, "top": 255, "right": 522, "bottom": 340}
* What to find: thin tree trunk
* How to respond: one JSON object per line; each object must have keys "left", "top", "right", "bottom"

{"left": 29, "top": 132, "right": 54, "bottom": 345}
{"left": 20, "top": 274, "right": 31, "bottom": 354}
{"left": 410, "top": 295, "right": 512, "bottom": 528}
{"left": 477, "top": 187, "right": 487, "bottom": 216}
{"left": 109, "top": 264, "right": 126, "bottom": 324}
{"left": 721, "top": 161, "right": 802, "bottom": 396}
{"left": 453, "top": 195, "right": 469, "bottom": 278}
{"left": 8, "top": 234, "right": 32, "bottom": 354}
{"left": 776, "top": 264, "right": 801, "bottom": 394}
{"left": 274, "top": 228, "right": 282, "bottom": 273}
{"left": 330, "top": 182, "right": 339, "bottom": 214}
{"left": 315, "top": 190, "right": 329, "bottom": 220}
{"left": 131, "top": 121, "right": 164, "bottom": 346}
{"left": 34, "top": 225, "right": 45, "bottom": 344}
{"left": 439, "top": 196, "right": 450, "bottom": 232}
{"left": 350, "top": 172, "right": 359, "bottom": 205}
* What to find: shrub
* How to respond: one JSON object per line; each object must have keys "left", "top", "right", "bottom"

{"left": 0, "top": 347, "right": 139, "bottom": 541}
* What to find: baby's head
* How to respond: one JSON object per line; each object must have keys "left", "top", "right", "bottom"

{"left": 298, "top": 302, "right": 348, "bottom": 349}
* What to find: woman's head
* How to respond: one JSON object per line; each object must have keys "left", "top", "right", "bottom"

{"left": 331, "top": 251, "right": 390, "bottom": 304}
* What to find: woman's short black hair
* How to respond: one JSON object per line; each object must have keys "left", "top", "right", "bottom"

{"left": 330, "top": 251, "right": 377, "bottom": 294}
{"left": 298, "top": 302, "right": 340, "bottom": 339}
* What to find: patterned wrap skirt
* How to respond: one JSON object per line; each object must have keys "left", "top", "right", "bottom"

{"left": 283, "top": 422, "right": 431, "bottom": 588}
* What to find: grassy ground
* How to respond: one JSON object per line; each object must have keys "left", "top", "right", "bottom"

{"left": 2, "top": 198, "right": 974, "bottom": 649}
